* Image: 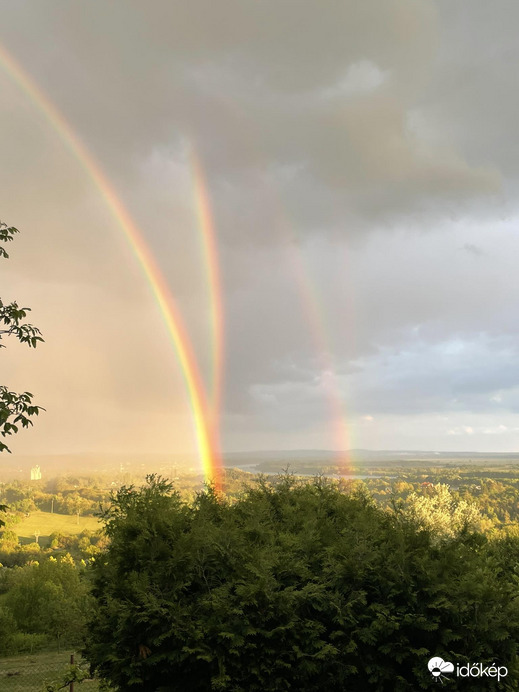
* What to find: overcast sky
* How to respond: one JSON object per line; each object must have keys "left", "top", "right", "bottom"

{"left": 2, "top": 0, "right": 519, "bottom": 457}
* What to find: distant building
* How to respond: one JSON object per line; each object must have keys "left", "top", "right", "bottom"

{"left": 30, "top": 465, "right": 42, "bottom": 481}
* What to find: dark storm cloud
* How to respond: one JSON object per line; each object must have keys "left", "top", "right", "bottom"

{"left": 1, "top": 0, "right": 500, "bottom": 243}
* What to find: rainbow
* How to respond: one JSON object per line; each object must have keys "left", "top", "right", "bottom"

{"left": 191, "top": 95, "right": 355, "bottom": 469}
{"left": 0, "top": 44, "right": 223, "bottom": 489}
{"left": 284, "top": 232, "right": 352, "bottom": 471}
{"left": 188, "top": 148, "right": 225, "bottom": 418}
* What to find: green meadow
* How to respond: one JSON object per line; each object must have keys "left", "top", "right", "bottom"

{"left": 13, "top": 511, "right": 101, "bottom": 546}
{"left": 0, "top": 651, "right": 99, "bottom": 691}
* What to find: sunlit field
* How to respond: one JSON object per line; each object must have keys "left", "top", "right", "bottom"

{"left": 13, "top": 511, "right": 100, "bottom": 546}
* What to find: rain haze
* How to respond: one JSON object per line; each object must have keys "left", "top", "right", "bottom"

{"left": 1, "top": 1, "right": 518, "bottom": 463}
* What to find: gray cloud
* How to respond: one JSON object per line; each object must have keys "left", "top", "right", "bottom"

{"left": 1, "top": 1, "right": 518, "bottom": 454}
{"left": 1, "top": 1, "right": 501, "bottom": 239}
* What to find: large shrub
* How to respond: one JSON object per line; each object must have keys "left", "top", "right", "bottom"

{"left": 4, "top": 554, "right": 92, "bottom": 651}
{"left": 84, "top": 476, "right": 519, "bottom": 691}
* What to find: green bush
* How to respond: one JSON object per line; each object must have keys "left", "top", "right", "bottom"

{"left": 0, "top": 604, "right": 48, "bottom": 655}
{"left": 5, "top": 631, "right": 48, "bottom": 654}
{"left": 84, "top": 476, "right": 519, "bottom": 691}
{"left": 4, "top": 555, "right": 92, "bottom": 651}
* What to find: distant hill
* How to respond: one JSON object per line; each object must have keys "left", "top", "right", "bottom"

{"left": 2, "top": 449, "right": 519, "bottom": 482}
{"left": 224, "top": 448, "right": 519, "bottom": 465}
{"left": 223, "top": 449, "right": 519, "bottom": 475}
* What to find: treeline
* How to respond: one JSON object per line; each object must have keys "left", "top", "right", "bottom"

{"left": 0, "top": 476, "right": 112, "bottom": 516}
{"left": 0, "top": 469, "right": 249, "bottom": 518}
{"left": 361, "top": 468, "right": 519, "bottom": 530}
{"left": 0, "top": 554, "right": 92, "bottom": 655}
{"left": 0, "top": 527, "right": 108, "bottom": 568}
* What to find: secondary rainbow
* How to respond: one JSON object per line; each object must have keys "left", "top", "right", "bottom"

{"left": 0, "top": 43, "right": 223, "bottom": 489}
{"left": 195, "top": 93, "right": 356, "bottom": 468}
{"left": 284, "top": 233, "right": 353, "bottom": 470}
{"left": 189, "top": 147, "right": 225, "bottom": 419}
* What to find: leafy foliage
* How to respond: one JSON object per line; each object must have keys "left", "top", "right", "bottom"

{"left": 0, "top": 220, "right": 44, "bottom": 463}
{"left": 84, "top": 475, "right": 519, "bottom": 691}
{"left": 0, "top": 298, "right": 44, "bottom": 348}
{"left": 0, "top": 387, "right": 44, "bottom": 454}
{"left": 4, "top": 554, "right": 93, "bottom": 652}
{"left": 0, "top": 222, "right": 18, "bottom": 259}
{"left": 396, "top": 483, "right": 481, "bottom": 541}
{"left": 42, "top": 659, "right": 94, "bottom": 691}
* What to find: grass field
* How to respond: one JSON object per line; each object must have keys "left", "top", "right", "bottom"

{"left": 13, "top": 511, "right": 101, "bottom": 546}
{"left": 0, "top": 650, "right": 99, "bottom": 691}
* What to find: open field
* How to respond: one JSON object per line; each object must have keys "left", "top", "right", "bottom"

{"left": 13, "top": 511, "right": 101, "bottom": 546}
{"left": 0, "top": 651, "right": 99, "bottom": 691}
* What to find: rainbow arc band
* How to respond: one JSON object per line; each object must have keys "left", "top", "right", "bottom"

{"left": 0, "top": 44, "right": 222, "bottom": 490}
{"left": 189, "top": 147, "right": 225, "bottom": 420}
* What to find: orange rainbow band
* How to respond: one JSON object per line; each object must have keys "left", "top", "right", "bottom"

{"left": 0, "top": 44, "right": 222, "bottom": 489}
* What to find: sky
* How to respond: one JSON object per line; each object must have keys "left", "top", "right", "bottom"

{"left": 2, "top": 0, "right": 519, "bottom": 460}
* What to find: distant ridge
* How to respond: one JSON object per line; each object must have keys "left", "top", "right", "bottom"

{"left": 223, "top": 449, "right": 519, "bottom": 465}
{"left": 3, "top": 449, "right": 519, "bottom": 482}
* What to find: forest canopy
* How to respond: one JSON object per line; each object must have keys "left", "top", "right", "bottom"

{"left": 84, "top": 475, "right": 519, "bottom": 691}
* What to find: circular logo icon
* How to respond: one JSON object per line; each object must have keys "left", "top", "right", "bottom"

{"left": 428, "top": 657, "right": 454, "bottom": 682}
